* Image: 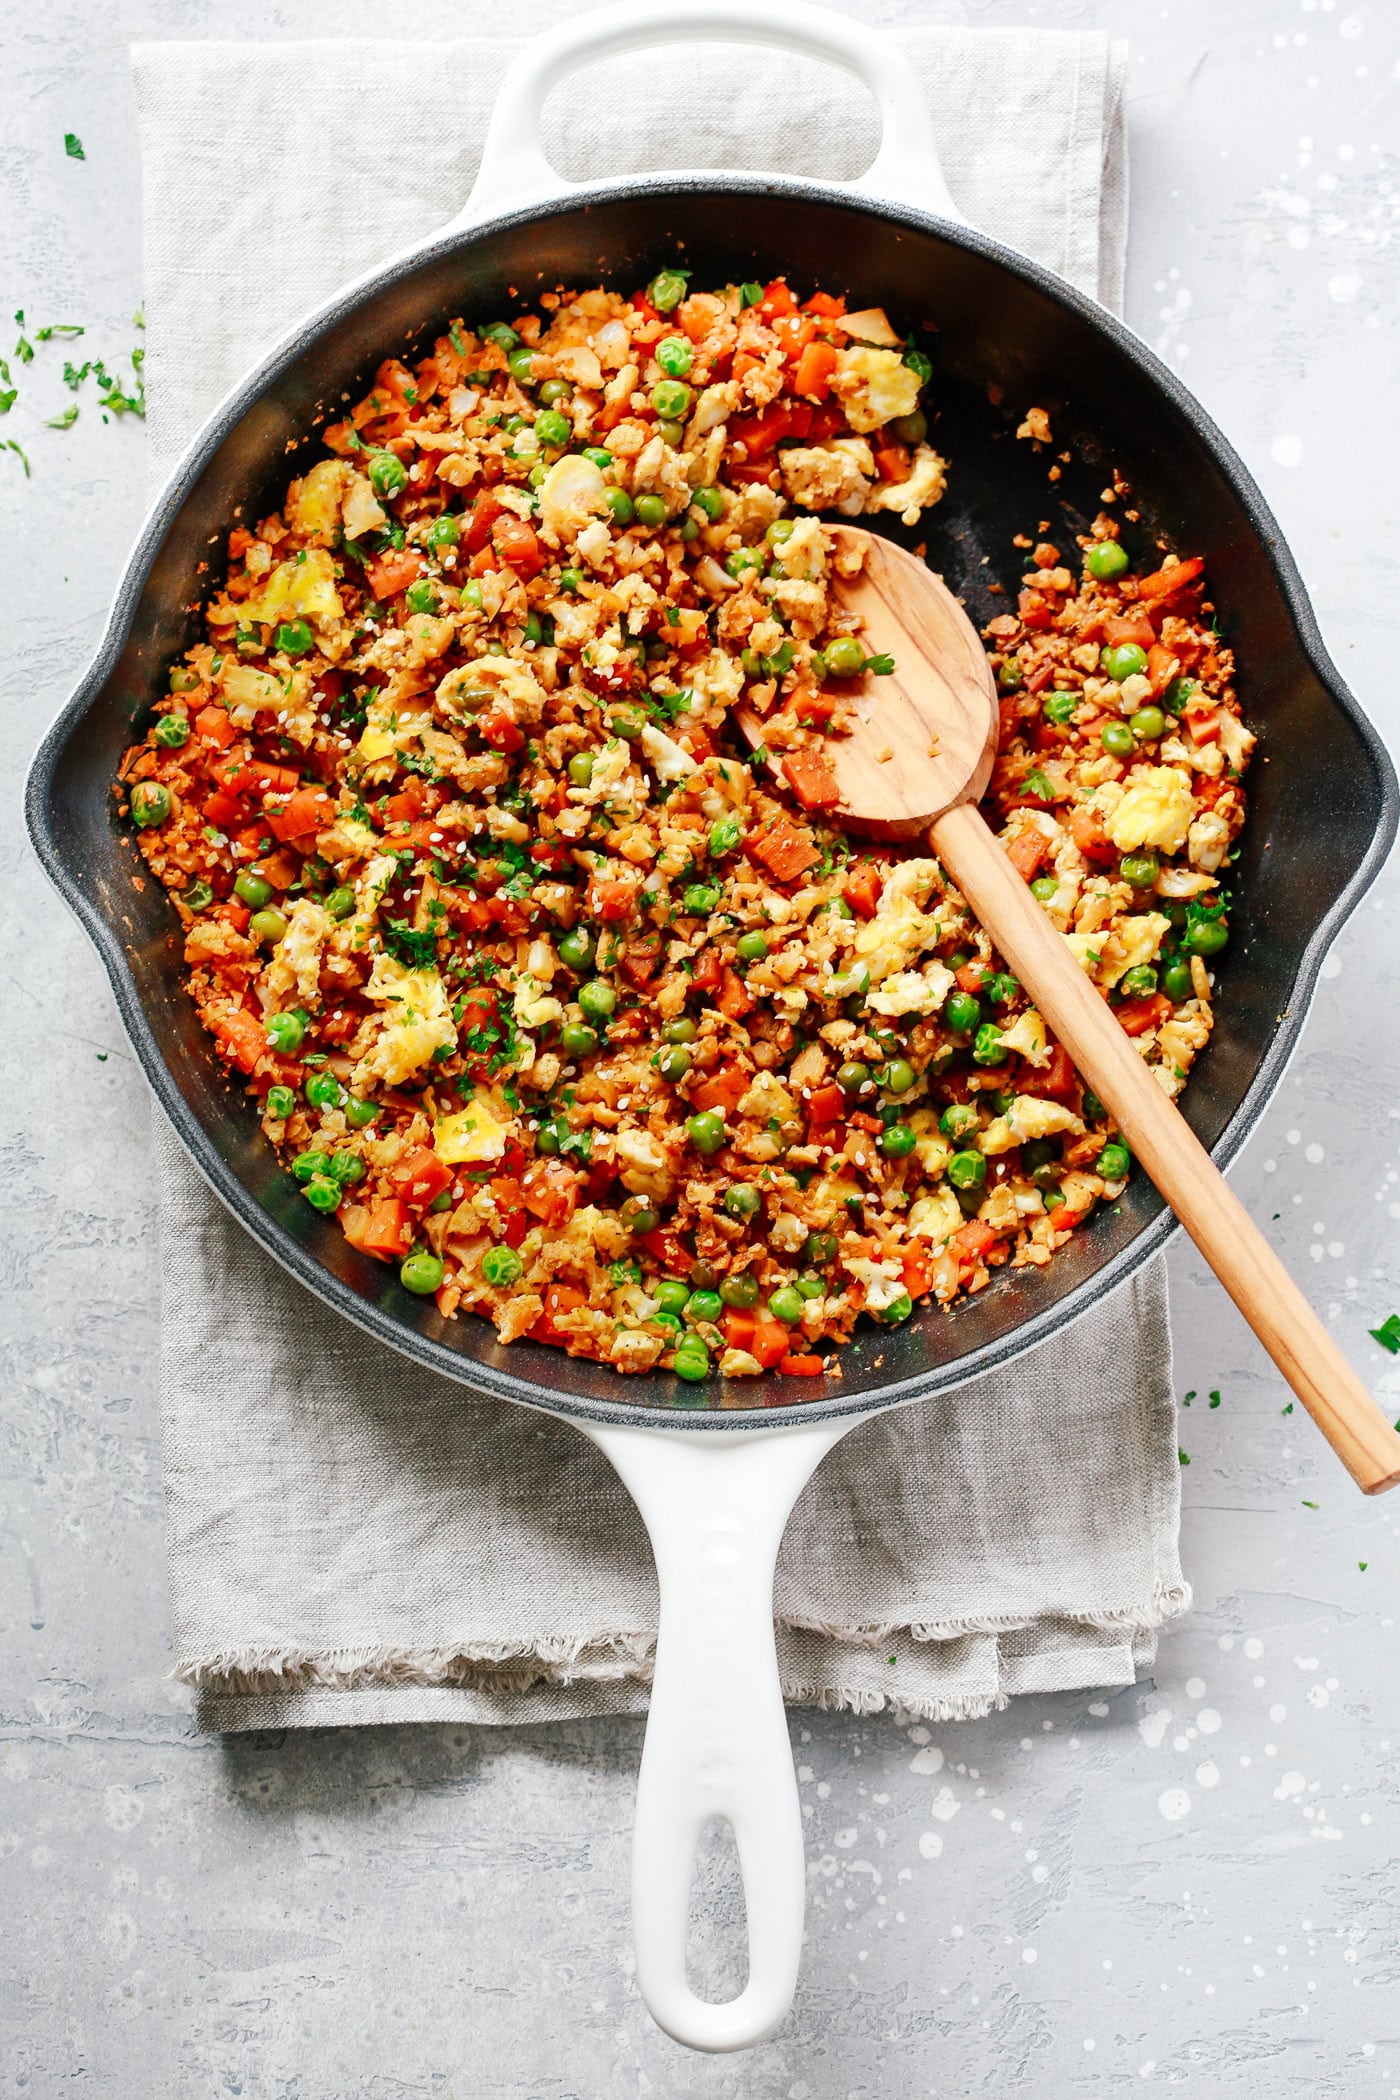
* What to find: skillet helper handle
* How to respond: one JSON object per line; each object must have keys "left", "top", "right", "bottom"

{"left": 931, "top": 798, "right": 1400, "bottom": 1496}
{"left": 583, "top": 1417, "right": 851, "bottom": 2052}
{"left": 459, "top": 0, "right": 962, "bottom": 227}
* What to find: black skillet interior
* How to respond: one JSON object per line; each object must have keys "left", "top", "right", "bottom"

{"left": 29, "top": 183, "right": 1397, "bottom": 1429}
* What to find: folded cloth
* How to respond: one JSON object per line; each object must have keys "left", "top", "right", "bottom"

{"left": 132, "top": 22, "right": 1185, "bottom": 1732}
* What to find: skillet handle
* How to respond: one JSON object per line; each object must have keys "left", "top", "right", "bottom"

{"left": 457, "top": 0, "right": 962, "bottom": 229}
{"left": 581, "top": 1415, "right": 852, "bottom": 2051}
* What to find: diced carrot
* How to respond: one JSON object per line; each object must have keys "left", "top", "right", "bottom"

{"left": 212, "top": 902, "right": 251, "bottom": 934}
{"left": 587, "top": 874, "right": 639, "bottom": 923}
{"left": 1007, "top": 830, "right": 1049, "bottom": 881}
{"left": 874, "top": 443, "right": 912, "bottom": 484}
{"left": 727, "top": 460, "right": 778, "bottom": 487}
{"left": 1069, "top": 805, "right": 1117, "bottom": 868}
{"left": 640, "top": 1225, "right": 690, "bottom": 1275}
{"left": 759, "top": 278, "right": 798, "bottom": 317}
{"left": 228, "top": 528, "right": 254, "bottom": 559}
{"left": 266, "top": 788, "right": 335, "bottom": 843}
{"left": 806, "top": 403, "right": 847, "bottom": 443}
{"left": 731, "top": 401, "right": 812, "bottom": 455}
{"left": 365, "top": 548, "right": 423, "bottom": 599}
{"left": 951, "top": 1219, "right": 998, "bottom": 1265}
{"left": 211, "top": 1009, "right": 266, "bottom": 1075}
{"left": 1137, "top": 556, "right": 1204, "bottom": 601}
{"left": 900, "top": 1251, "right": 933, "bottom": 1299}
{"left": 721, "top": 1308, "right": 756, "bottom": 1352}
{"left": 850, "top": 1110, "right": 882, "bottom": 1135}
{"left": 531, "top": 1283, "right": 587, "bottom": 1347}
{"left": 194, "top": 704, "right": 236, "bottom": 749}
{"left": 360, "top": 1198, "right": 414, "bottom": 1261}
{"left": 1036, "top": 1044, "right": 1078, "bottom": 1105}
{"left": 1116, "top": 992, "right": 1172, "bottom": 1037}
{"left": 1145, "top": 642, "right": 1179, "bottom": 694}
{"left": 781, "top": 748, "right": 841, "bottom": 811}
{"left": 792, "top": 340, "right": 839, "bottom": 400}
{"left": 716, "top": 965, "right": 754, "bottom": 1020}
{"left": 750, "top": 817, "right": 819, "bottom": 886}
{"left": 954, "top": 963, "right": 985, "bottom": 994}
{"left": 1102, "top": 611, "right": 1156, "bottom": 651}
{"left": 806, "top": 1083, "right": 845, "bottom": 1126}
{"left": 842, "top": 860, "right": 883, "bottom": 919}
{"left": 803, "top": 291, "right": 846, "bottom": 318}
{"left": 1184, "top": 704, "right": 1221, "bottom": 745}
{"left": 390, "top": 1146, "right": 454, "bottom": 1207}
{"left": 463, "top": 488, "right": 505, "bottom": 553}
{"left": 779, "top": 1353, "right": 825, "bottom": 1376}
{"left": 691, "top": 1064, "right": 750, "bottom": 1117}
{"left": 1017, "top": 588, "right": 1055, "bottom": 631}
{"left": 492, "top": 514, "right": 545, "bottom": 578}
{"left": 202, "top": 789, "right": 250, "bottom": 830}
{"left": 691, "top": 948, "right": 722, "bottom": 994}
{"left": 749, "top": 1317, "right": 793, "bottom": 1369}
{"left": 216, "top": 755, "right": 300, "bottom": 798}
{"left": 521, "top": 1158, "right": 580, "bottom": 1229}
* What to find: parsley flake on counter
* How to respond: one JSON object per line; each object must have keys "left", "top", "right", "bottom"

{"left": 1369, "top": 1313, "right": 1400, "bottom": 1355}
{"left": 4, "top": 438, "right": 30, "bottom": 476}
{"left": 45, "top": 404, "right": 78, "bottom": 430}
{"left": 65, "top": 132, "right": 85, "bottom": 159}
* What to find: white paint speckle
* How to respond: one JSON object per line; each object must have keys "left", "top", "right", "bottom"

{"left": 918, "top": 1831, "right": 943, "bottom": 1860}
{"left": 1274, "top": 1770, "right": 1307, "bottom": 1801}
{"left": 1158, "top": 1788, "right": 1192, "bottom": 1822}
{"left": 1244, "top": 1637, "right": 1265, "bottom": 1660}
{"left": 1197, "top": 1708, "right": 1223, "bottom": 1735}
{"left": 1196, "top": 1761, "right": 1220, "bottom": 1789}
{"left": 1184, "top": 1677, "right": 1207, "bottom": 1699}
{"left": 1022, "top": 1946, "right": 1038, "bottom": 1964}
{"left": 1305, "top": 1142, "right": 1325, "bottom": 1164}
{"left": 1270, "top": 434, "right": 1304, "bottom": 468}
{"left": 909, "top": 1745, "right": 944, "bottom": 1776}
{"left": 1328, "top": 272, "right": 1362, "bottom": 302}
{"left": 1139, "top": 1708, "right": 1172, "bottom": 1750}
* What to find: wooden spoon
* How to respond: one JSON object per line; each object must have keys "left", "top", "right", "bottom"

{"left": 736, "top": 523, "right": 1400, "bottom": 1495}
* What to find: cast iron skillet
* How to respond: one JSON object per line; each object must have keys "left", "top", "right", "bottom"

{"left": 26, "top": 0, "right": 1397, "bottom": 2052}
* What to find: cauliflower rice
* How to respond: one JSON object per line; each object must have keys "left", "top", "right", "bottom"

{"left": 119, "top": 270, "right": 1252, "bottom": 1390}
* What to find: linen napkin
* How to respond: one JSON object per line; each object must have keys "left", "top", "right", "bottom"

{"left": 131, "top": 21, "right": 1184, "bottom": 1733}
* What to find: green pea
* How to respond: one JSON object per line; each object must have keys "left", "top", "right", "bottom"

{"left": 325, "top": 884, "right": 356, "bottom": 921}
{"left": 634, "top": 493, "right": 668, "bottom": 529}
{"left": 677, "top": 514, "right": 699, "bottom": 541}
{"left": 1043, "top": 691, "right": 1077, "bottom": 724}
{"left": 344, "top": 1095, "right": 378, "bottom": 1129}
{"left": 1162, "top": 676, "right": 1196, "bottom": 715}
{"left": 481, "top": 322, "right": 519, "bottom": 352}
{"left": 1119, "top": 853, "right": 1160, "bottom": 890}
{"left": 687, "top": 1111, "right": 726, "bottom": 1155}
{"left": 1120, "top": 965, "right": 1159, "bottom": 998}
{"left": 837, "top": 1060, "right": 872, "bottom": 1097}
{"left": 723, "top": 1185, "right": 761, "bottom": 1222}
{"left": 972, "top": 1023, "right": 1006, "bottom": 1067}
{"left": 649, "top": 270, "right": 688, "bottom": 313}
{"left": 996, "top": 658, "right": 1023, "bottom": 692}
{"left": 1102, "top": 642, "right": 1149, "bottom": 682}
{"left": 685, "top": 1289, "right": 722, "bottom": 1325}
{"left": 653, "top": 1279, "right": 689, "bottom": 1317}
{"left": 480, "top": 1245, "right": 523, "bottom": 1288}
{"left": 303, "top": 1175, "right": 342, "bottom": 1214}
{"left": 1030, "top": 875, "right": 1059, "bottom": 903}
{"left": 460, "top": 580, "right": 485, "bottom": 611}
{"left": 946, "top": 1151, "right": 986, "bottom": 1192}
{"left": 664, "top": 1017, "right": 698, "bottom": 1044}
{"left": 1082, "top": 1090, "right": 1106, "bottom": 1124}
{"left": 291, "top": 1149, "right": 330, "bottom": 1184}
{"left": 622, "top": 1198, "right": 659, "bottom": 1238}
{"left": 768, "top": 1286, "right": 804, "bottom": 1326}
{"left": 578, "top": 979, "right": 616, "bottom": 1021}
{"left": 880, "top": 1122, "right": 917, "bottom": 1158}
{"left": 1162, "top": 955, "right": 1194, "bottom": 1001}
{"left": 249, "top": 908, "right": 287, "bottom": 946}
{"left": 672, "top": 1342, "right": 710, "bottom": 1383}
{"left": 368, "top": 451, "right": 407, "bottom": 500}
{"left": 265, "top": 1085, "right": 296, "bottom": 1121}
{"left": 683, "top": 883, "right": 720, "bottom": 915}
{"left": 506, "top": 347, "right": 537, "bottom": 384}
{"left": 556, "top": 569, "right": 585, "bottom": 600}
{"left": 1184, "top": 916, "right": 1229, "bottom": 958}
{"left": 130, "top": 780, "right": 170, "bottom": 829}
{"left": 944, "top": 991, "right": 981, "bottom": 1034}
{"left": 400, "top": 1250, "right": 445, "bottom": 1295}
{"left": 876, "top": 1058, "right": 913, "bottom": 1096}
{"left": 939, "top": 1103, "right": 979, "bottom": 1141}
{"left": 604, "top": 488, "right": 635, "bottom": 526}
{"left": 537, "top": 377, "right": 571, "bottom": 408}
{"left": 582, "top": 446, "right": 614, "bottom": 471}
{"left": 890, "top": 408, "right": 928, "bottom": 446}
{"left": 1101, "top": 721, "right": 1136, "bottom": 759}
{"left": 427, "top": 1188, "right": 454, "bottom": 1213}
{"left": 708, "top": 816, "right": 741, "bottom": 858}
{"left": 265, "top": 1010, "right": 306, "bottom": 1055}
{"left": 558, "top": 926, "right": 596, "bottom": 970}
{"left": 234, "top": 870, "right": 274, "bottom": 910}
{"left": 724, "top": 547, "right": 764, "bottom": 579}
{"left": 152, "top": 712, "right": 190, "bottom": 748}
{"left": 655, "top": 419, "right": 686, "bottom": 449}
{"left": 305, "top": 1070, "right": 344, "bottom": 1110}
{"left": 792, "top": 1234, "right": 830, "bottom": 1269}
{"left": 645, "top": 332, "right": 692, "bottom": 379}
{"left": 823, "top": 636, "right": 866, "bottom": 679}
{"left": 735, "top": 930, "right": 769, "bottom": 963}
{"left": 331, "top": 1151, "right": 367, "bottom": 1188}
{"left": 561, "top": 1022, "right": 599, "bottom": 1057}
{"left": 275, "top": 619, "right": 314, "bottom": 656}
{"left": 656, "top": 1044, "right": 691, "bottom": 1081}
{"left": 169, "top": 665, "right": 202, "bottom": 694}
{"left": 691, "top": 486, "right": 725, "bottom": 522}
{"left": 527, "top": 408, "right": 567, "bottom": 452}
{"left": 719, "top": 1270, "right": 760, "bottom": 1308}
{"left": 876, "top": 1290, "right": 914, "bottom": 1327}
{"left": 1129, "top": 705, "right": 1166, "bottom": 742}
{"left": 424, "top": 514, "right": 460, "bottom": 550}
{"left": 1097, "top": 1141, "right": 1131, "bottom": 1181}
{"left": 404, "top": 581, "right": 440, "bottom": 616}
{"left": 1085, "top": 540, "right": 1130, "bottom": 581}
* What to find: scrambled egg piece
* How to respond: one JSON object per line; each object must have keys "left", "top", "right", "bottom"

{"left": 357, "top": 725, "right": 397, "bottom": 763}
{"left": 641, "top": 722, "right": 696, "bottom": 784}
{"left": 980, "top": 1097, "right": 1083, "bottom": 1155}
{"left": 219, "top": 660, "right": 317, "bottom": 745}
{"left": 867, "top": 961, "right": 955, "bottom": 1018}
{"left": 240, "top": 547, "right": 344, "bottom": 633}
{"left": 779, "top": 443, "right": 870, "bottom": 514}
{"left": 436, "top": 1096, "right": 509, "bottom": 1165}
{"left": 354, "top": 955, "right": 457, "bottom": 1088}
{"left": 1104, "top": 912, "right": 1171, "bottom": 988}
{"left": 996, "top": 1009, "right": 1050, "bottom": 1066}
{"left": 863, "top": 444, "right": 948, "bottom": 526}
{"left": 853, "top": 859, "right": 942, "bottom": 984}
{"left": 266, "top": 899, "right": 331, "bottom": 1009}
{"left": 907, "top": 1190, "right": 962, "bottom": 1245}
{"left": 833, "top": 346, "right": 921, "bottom": 433}
{"left": 737, "top": 1070, "right": 798, "bottom": 1125}
{"left": 1105, "top": 767, "right": 1195, "bottom": 855}
{"left": 285, "top": 459, "right": 351, "bottom": 546}
{"left": 513, "top": 978, "right": 564, "bottom": 1032}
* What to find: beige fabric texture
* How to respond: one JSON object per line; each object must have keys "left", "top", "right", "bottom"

{"left": 132, "top": 22, "right": 1186, "bottom": 1733}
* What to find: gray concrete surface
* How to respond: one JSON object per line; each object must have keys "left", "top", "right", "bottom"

{"left": 4, "top": 0, "right": 1399, "bottom": 2091}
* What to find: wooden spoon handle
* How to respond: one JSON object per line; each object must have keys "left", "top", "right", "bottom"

{"left": 930, "top": 799, "right": 1400, "bottom": 1496}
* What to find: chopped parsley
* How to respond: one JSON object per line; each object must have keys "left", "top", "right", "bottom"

{"left": 1368, "top": 1314, "right": 1400, "bottom": 1356}
{"left": 64, "top": 133, "right": 85, "bottom": 159}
